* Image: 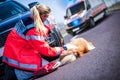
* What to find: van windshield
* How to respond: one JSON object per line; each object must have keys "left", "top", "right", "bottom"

{"left": 66, "top": 2, "right": 85, "bottom": 17}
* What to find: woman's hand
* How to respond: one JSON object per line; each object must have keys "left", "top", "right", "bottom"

{"left": 60, "top": 50, "right": 71, "bottom": 60}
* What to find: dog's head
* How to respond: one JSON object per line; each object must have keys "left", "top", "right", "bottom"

{"left": 66, "top": 38, "right": 95, "bottom": 57}
{"left": 71, "top": 38, "right": 95, "bottom": 51}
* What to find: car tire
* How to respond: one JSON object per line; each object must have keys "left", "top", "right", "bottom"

{"left": 46, "top": 28, "right": 64, "bottom": 47}
{"left": 51, "top": 30, "right": 62, "bottom": 46}
{"left": 103, "top": 9, "right": 108, "bottom": 18}
{"left": 67, "top": 30, "right": 76, "bottom": 36}
{"left": 89, "top": 18, "right": 95, "bottom": 27}
{"left": 52, "top": 27, "right": 64, "bottom": 46}
{"left": 71, "top": 32, "right": 76, "bottom": 36}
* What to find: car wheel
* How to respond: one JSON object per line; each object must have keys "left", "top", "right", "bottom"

{"left": 52, "top": 27, "right": 64, "bottom": 46}
{"left": 67, "top": 30, "right": 76, "bottom": 36}
{"left": 103, "top": 9, "right": 108, "bottom": 18}
{"left": 89, "top": 18, "right": 95, "bottom": 27}
{"left": 46, "top": 28, "right": 63, "bottom": 47}
{"left": 52, "top": 30, "right": 62, "bottom": 47}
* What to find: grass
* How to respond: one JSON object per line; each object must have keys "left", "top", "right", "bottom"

{"left": 108, "top": 2, "right": 120, "bottom": 11}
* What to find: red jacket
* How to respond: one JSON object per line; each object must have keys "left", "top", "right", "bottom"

{"left": 2, "top": 20, "right": 64, "bottom": 71}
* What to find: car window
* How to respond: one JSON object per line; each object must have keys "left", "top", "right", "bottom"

{"left": 0, "top": 1, "right": 27, "bottom": 21}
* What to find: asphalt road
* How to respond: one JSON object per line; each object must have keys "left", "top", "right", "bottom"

{"left": 36, "top": 10, "right": 120, "bottom": 80}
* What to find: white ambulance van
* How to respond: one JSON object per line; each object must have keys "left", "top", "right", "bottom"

{"left": 64, "top": 0, "right": 107, "bottom": 36}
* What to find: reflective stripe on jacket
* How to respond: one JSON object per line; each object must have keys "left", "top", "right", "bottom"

{"left": 2, "top": 20, "right": 64, "bottom": 71}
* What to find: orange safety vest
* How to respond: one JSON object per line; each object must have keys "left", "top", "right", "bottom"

{"left": 2, "top": 19, "right": 64, "bottom": 71}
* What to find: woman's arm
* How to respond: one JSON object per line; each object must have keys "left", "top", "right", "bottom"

{"left": 26, "top": 28, "right": 64, "bottom": 57}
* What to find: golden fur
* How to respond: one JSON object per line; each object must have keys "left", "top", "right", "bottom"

{"left": 59, "top": 38, "right": 95, "bottom": 66}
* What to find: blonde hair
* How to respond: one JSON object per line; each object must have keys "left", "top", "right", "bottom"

{"left": 30, "top": 4, "right": 51, "bottom": 36}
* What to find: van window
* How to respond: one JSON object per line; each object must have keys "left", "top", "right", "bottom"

{"left": 89, "top": 0, "right": 103, "bottom": 8}
{"left": 0, "top": 2, "right": 26, "bottom": 21}
{"left": 66, "top": 2, "right": 85, "bottom": 17}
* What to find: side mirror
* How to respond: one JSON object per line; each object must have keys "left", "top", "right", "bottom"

{"left": 87, "top": 4, "right": 91, "bottom": 10}
{"left": 64, "top": 16, "right": 67, "bottom": 19}
{"left": 28, "top": 2, "right": 39, "bottom": 9}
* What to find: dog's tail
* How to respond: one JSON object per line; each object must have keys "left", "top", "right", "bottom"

{"left": 86, "top": 41, "right": 95, "bottom": 50}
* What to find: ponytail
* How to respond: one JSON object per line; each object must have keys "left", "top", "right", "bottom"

{"left": 30, "top": 6, "right": 47, "bottom": 36}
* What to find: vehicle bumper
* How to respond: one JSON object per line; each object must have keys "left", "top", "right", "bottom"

{"left": 66, "top": 20, "right": 89, "bottom": 35}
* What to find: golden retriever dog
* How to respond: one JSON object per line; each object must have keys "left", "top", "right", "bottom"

{"left": 59, "top": 38, "right": 95, "bottom": 66}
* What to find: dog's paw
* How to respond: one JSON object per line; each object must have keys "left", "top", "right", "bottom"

{"left": 60, "top": 53, "right": 77, "bottom": 66}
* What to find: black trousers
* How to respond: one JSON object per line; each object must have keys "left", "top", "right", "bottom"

{"left": 3, "top": 65, "right": 17, "bottom": 80}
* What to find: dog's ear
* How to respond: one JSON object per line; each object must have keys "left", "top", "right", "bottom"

{"left": 76, "top": 51, "right": 84, "bottom": 57}
{"left": 72, "top": 48, "right": 82, "bottom": 57}
{"left": 73, "top": 52, "right": 79, "bottom": 57}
